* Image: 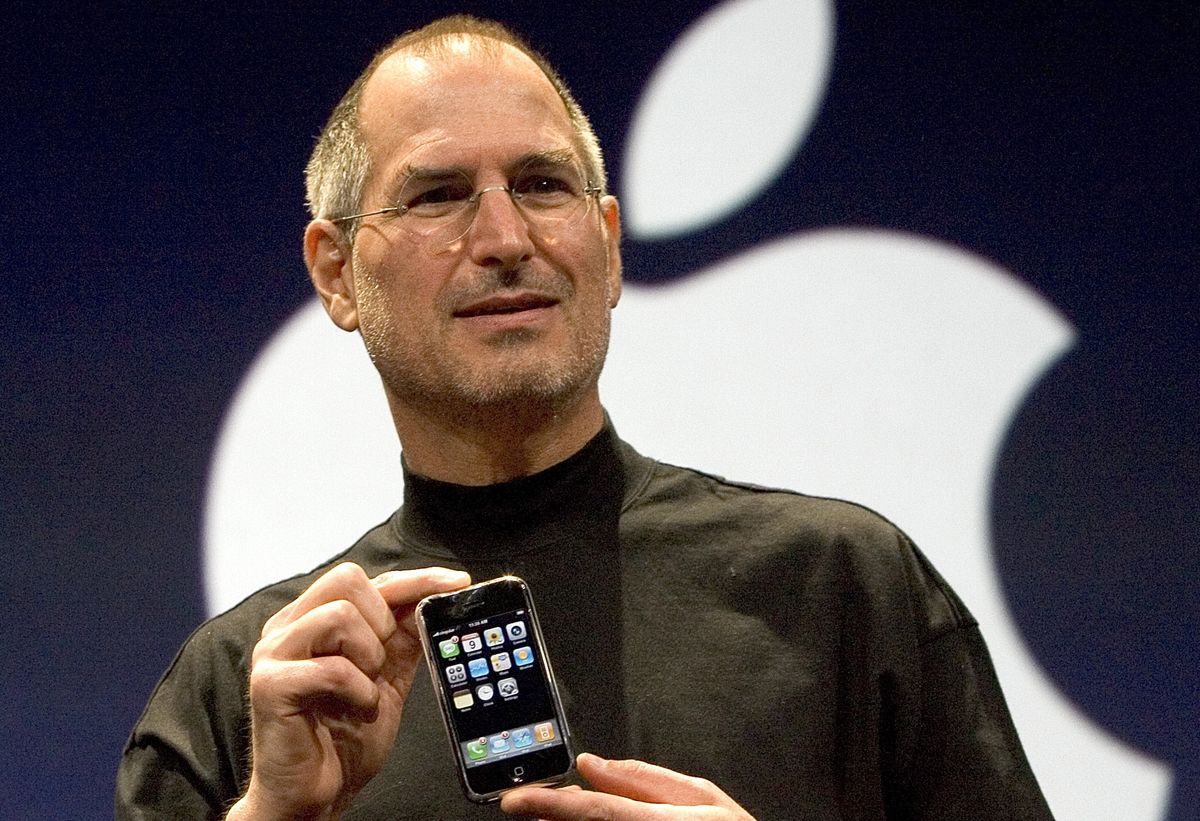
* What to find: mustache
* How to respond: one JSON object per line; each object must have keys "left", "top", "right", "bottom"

{"left": 442, "top": 266, "right": 574, "bottom": 312}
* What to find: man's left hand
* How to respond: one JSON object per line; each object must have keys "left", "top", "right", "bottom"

{"left": 500, "top": 753, "right": 756, "bottom": 820}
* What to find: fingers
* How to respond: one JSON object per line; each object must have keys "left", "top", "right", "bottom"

{"left": 252, "top": 563, "right": 471, "bottom": 715}
{"left": 261, "top": 599, "right": 387, "bottom": 671}
{"left": 262, "top": 562, "right": 393, "bottom": 640}
{"left": 372, "top": 565, "right": 472, "bottom": 611}
{"left": 501, "top": 783, "right": 677, "bottom": 820}
{"left": 251, "top": 654, "right": 383, "bottom": 722}
{"left": 241, "top": 565, "right": 471, "bottom": 820}
{"left": 500, "top": 755, "right": 754, "bottom": 820}
{"left": 262, "top": 563, "right": 470, "bottom": 648}
{"left": 576, "top": 753, "right": 734, "bottom": 807}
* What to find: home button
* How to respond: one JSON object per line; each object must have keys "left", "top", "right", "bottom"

{"left": 510, "top": 766, "right": 525, "bottom": 784}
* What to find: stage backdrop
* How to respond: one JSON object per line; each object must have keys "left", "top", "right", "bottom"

{"left": 2, "top": 2, "right": 1196, "bottom": 819}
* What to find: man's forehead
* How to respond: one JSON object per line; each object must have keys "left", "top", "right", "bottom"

{"left": 357, "top": 38, "right": 577, "bottom": 175}
{"left": 362, "top": 37, "right": 560, "bottom": 121}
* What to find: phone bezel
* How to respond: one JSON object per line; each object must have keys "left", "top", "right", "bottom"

{"left": 416, "top": 575, "right": 575, "bottom": 803}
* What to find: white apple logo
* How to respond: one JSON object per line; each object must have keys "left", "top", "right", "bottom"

{"left": 204, "top": 1, "right": 1171, "bottom": 817}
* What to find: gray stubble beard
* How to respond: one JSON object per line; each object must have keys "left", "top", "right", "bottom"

{"left": 353, "top": 250, "right": 614, "bottom": 428}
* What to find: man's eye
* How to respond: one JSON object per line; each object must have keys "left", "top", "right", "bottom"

{"left": 514, "top": 174, "right": 575, "bottom": 200}
{"left": 409, "top": 183, "right": 471, "bottom": 207}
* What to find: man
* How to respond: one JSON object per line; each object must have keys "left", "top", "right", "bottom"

{"left": 118, "top": 15, "right": 1053, "bottom": 820}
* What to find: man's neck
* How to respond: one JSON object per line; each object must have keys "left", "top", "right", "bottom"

{"left": 387, "top": 389, "right": 606, "bottom": 486}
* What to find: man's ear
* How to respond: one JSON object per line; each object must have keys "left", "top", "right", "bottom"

{"left": 304, "top": 220, "right": 359, "bottom": 331}
{"left": 600, "top": 195, "right": 623, "bottom": 308}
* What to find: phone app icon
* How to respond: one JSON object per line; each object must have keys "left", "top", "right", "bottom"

{"left": 484, "top": 627, "right": 505, "bottom": 647}
{"left": 497, "top": 677, "right": 518, "bottom": 697}
{"left": 512, "top": 727, "right": 533, "bottom": 748}
{"left": 512, "top": 645, "right": 534, "bottom": 667}
{"left": 438, "top": 637, "right": 460, "bottom": 659}
{"left": 461, "top": 632, "right": 482, "bottom": 653}
{"left": 490, "top": 652, "right": 512, "bottom": 673}
{"left": 489, "top": 733, "right": 511, "bottom": 754}
{"left": 505, "top": 621, "right": 527, "bottom": 642}
{"left": 445, "top": 663, "right": 466, "bottom": 685}
{"left": 533, "top": 722, "right": 556, "bottom": 743}
{"left": 475, "top": 683, "right": 495, "bottom": 701}
{"left": 452, "top": 689, "right": 473, "bottom": 710}
{"left": 468, "top": 658, "right": 490, "bottom": 679}
{"left": 466, "top": 738, "right": 488, "bottom": 760}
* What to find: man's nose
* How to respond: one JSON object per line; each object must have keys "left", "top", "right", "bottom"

{"left": 466, "top": 186, "right": 535, "bottom": 266}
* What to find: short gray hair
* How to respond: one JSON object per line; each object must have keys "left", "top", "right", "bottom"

{"left": 304, "top": 15, "right": 607, "bottom": 243}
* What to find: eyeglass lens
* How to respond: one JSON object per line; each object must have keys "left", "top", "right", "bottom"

{"left": 394, "top": 159, "right": 596, "bottom": 249}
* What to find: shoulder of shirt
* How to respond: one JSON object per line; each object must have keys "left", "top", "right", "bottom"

{"left": 620, "top": 445, "right": 977, "bottom": 639}
{"left": 624, "top": 446, "right": 903, "bottom": 537}
{"left": 126, "top": 517, "right": 403, "bottom": 738}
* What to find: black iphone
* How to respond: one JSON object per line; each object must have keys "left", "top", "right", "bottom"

{"left": 416, "top": 575, "right": 575, "bottom": 802}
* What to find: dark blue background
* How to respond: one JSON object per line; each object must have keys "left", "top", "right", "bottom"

{"left": 2, "top": 2, "right": 1196, "bottom": 818}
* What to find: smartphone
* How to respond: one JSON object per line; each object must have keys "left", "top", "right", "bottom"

{"left": 416, "top": 575, "right": 575, "bottom": 802}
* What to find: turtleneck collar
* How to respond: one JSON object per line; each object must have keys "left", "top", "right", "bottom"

{"left": 393, "top": 418, "right": 646, "bottom": 561}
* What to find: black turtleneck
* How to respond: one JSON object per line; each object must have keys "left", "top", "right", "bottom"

{"left": 120, "top": 421, "right": 1054, "bottom": 820}
{"left": 393, "top": 422, "right": 634, "bottom": 762}
{"left": 397, "top": 421, "right": 627, "bottom": 562}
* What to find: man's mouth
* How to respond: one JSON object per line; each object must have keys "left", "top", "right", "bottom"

{"left": 453, "top": 292, "right": 560, "bottom": 318}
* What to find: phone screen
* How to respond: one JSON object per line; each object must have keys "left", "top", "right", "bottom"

{"left": 417, "top": 576, "right": 573, "bottom": 801}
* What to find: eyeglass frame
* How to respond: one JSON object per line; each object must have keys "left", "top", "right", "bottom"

{"left": 328, "top": 165, "right": 605, "bottom": 245}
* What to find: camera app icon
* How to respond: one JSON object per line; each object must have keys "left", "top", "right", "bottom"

{"left": 505, "top": 621, "right": 527, "bottom": 642}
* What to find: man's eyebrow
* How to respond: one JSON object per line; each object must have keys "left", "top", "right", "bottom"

{"left": 383, "top": 164, "right": 466, "bottom": 199}
{"left": 508, "top": 148, "right": 579, "bottom": 172}
{"left": 381, "top": 149, "right": 584, "bottom": 200}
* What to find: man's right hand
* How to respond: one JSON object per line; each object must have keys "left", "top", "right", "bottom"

{"left": 225, "top": 563, "right": 471, "bottom": 821}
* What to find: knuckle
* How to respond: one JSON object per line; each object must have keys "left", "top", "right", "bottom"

{"left": 317, "top": 655, "right": 358, "bottom": 689}
{"left": 246, "top": 657, "right": 288, "bottom": 702}
{"left": 250, "top": 640, "right": 270, "bottom": 665}
{"left": 260, "top": 602, "right": 293, "bottom": 637}
{"left": 329, "top": 561, "right": 368, "bottom": 585}
{"left": 620, "top": 758, "right": 654, "bottom": 779}
{"left": 571, "top": 796, "right": 617, "bottom": 821}
{"left": 325, "top": 597, "right": 358, "bottom": 623}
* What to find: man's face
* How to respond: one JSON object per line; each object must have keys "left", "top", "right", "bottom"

{"left": 344, "top": 43, "right": 621, "bottom": 420}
